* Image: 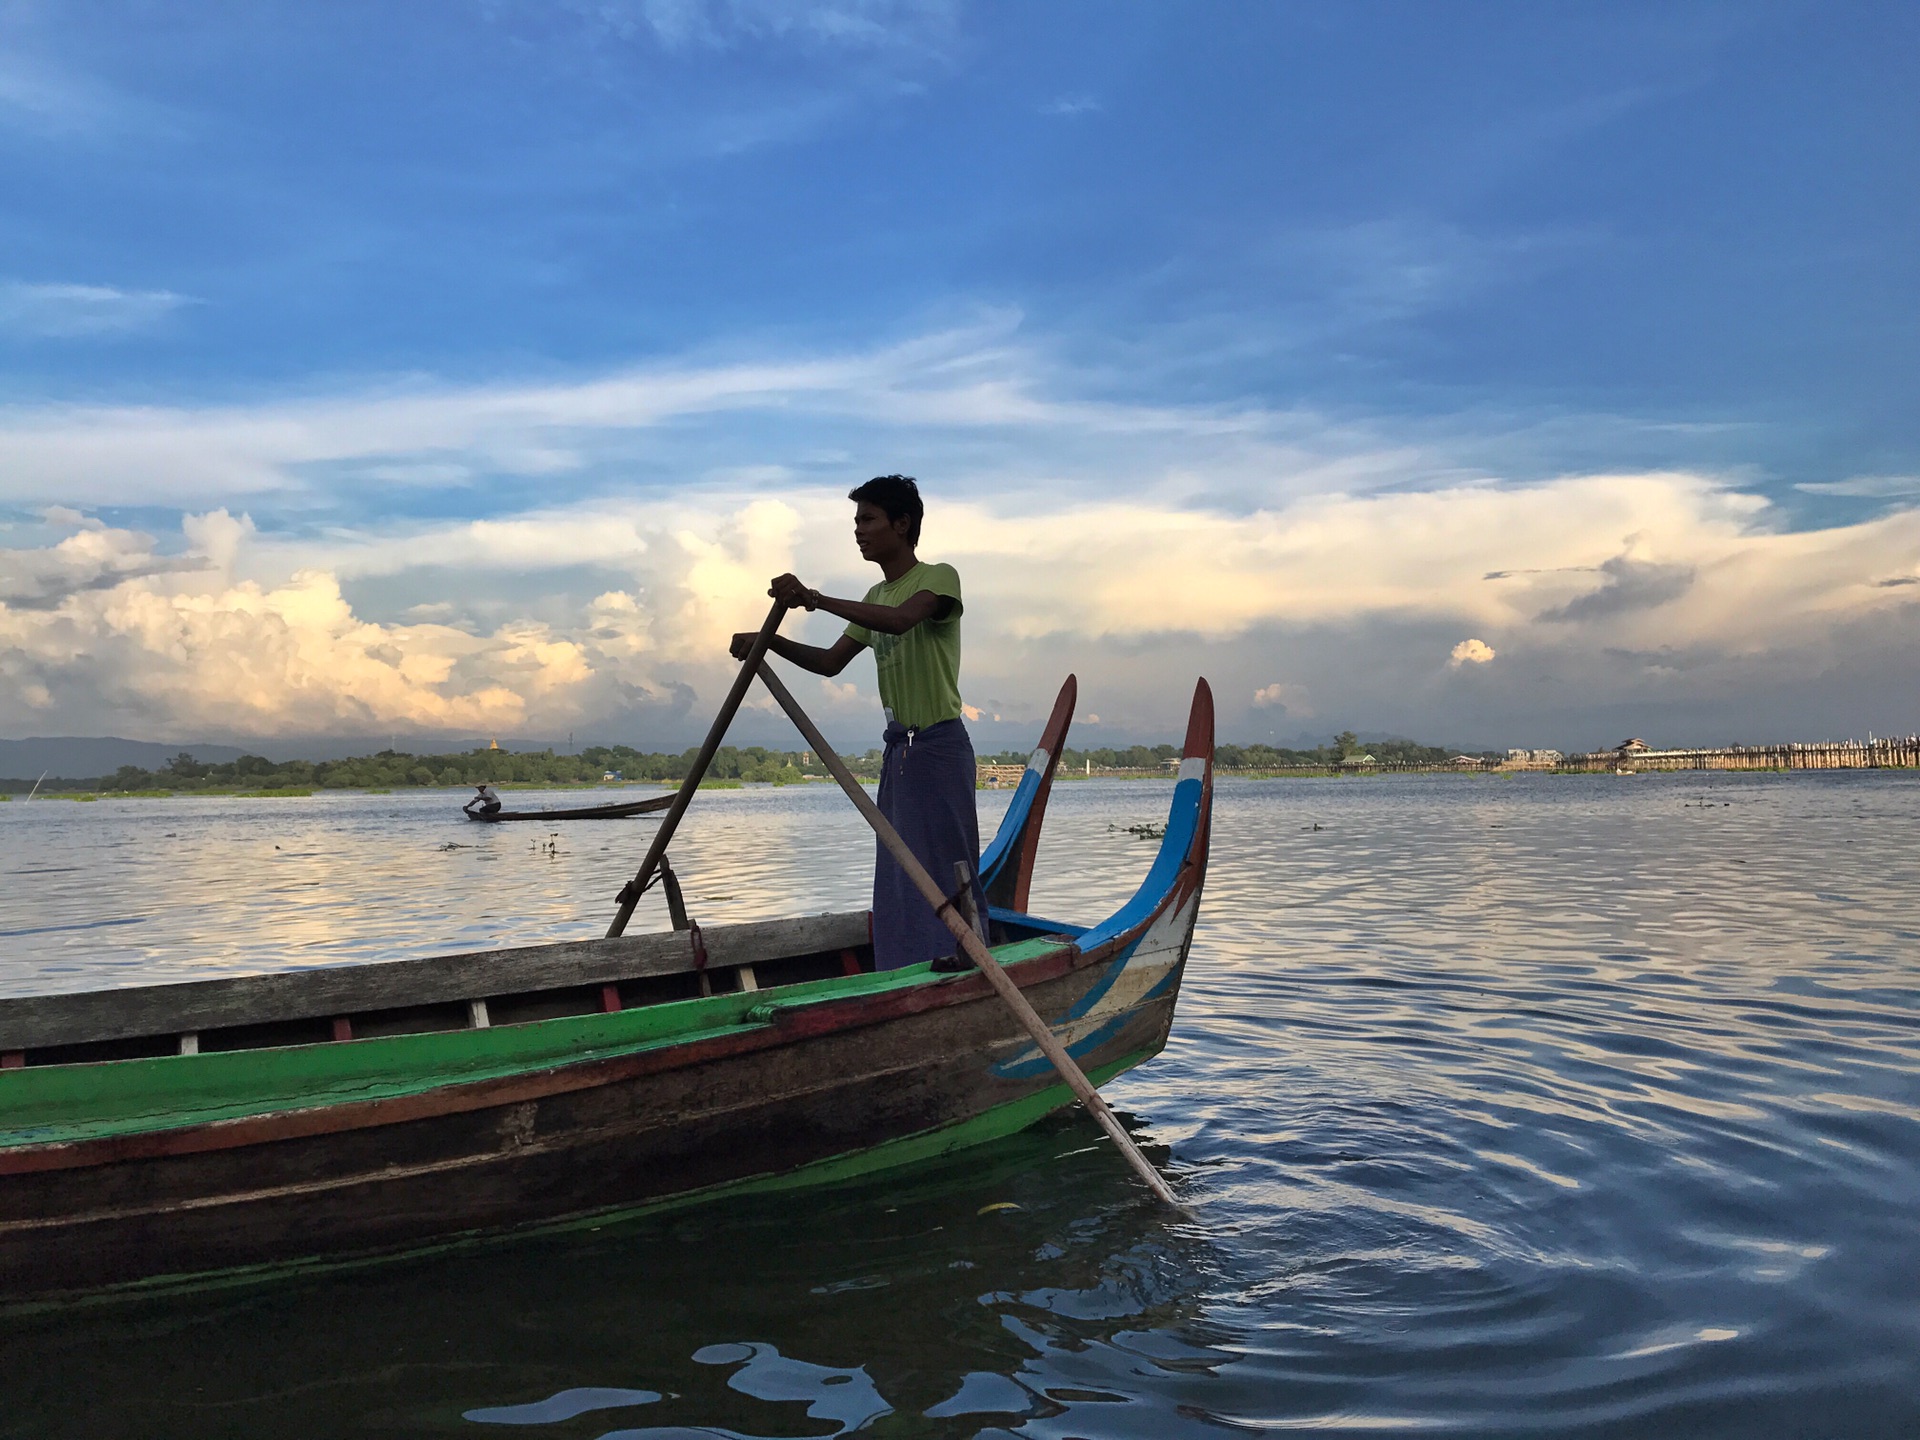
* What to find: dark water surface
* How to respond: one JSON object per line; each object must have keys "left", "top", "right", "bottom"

{"left": 2, "top": 773, "right": 1917, "bottom": 1437}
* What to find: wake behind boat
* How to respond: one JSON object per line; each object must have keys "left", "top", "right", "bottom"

{"left": 465, "top": 793, "right": 676, "bottom": 822}
{"left": 0, "top": 672, "right": 1212, "bottom": 1299}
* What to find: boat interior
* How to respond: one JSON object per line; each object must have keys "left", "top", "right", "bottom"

{"left": 0, "top": 673, "right": 1195, "bottom": 1076}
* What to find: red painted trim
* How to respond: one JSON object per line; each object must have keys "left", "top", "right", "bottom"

{"left": 1183, "top": 677, "right": 1215, "bottom": 763}
{"left": 331, "top": 1017, "right": 353, "bottom": 1043}
{"left": 600, "top": 984, "right": 623, "bottom": 1013}
{"left": 0, "top": 1052, "right": 23, "bottom": 1070}
{"left": 838, "top": 949, "right": 862, "bottom": 977}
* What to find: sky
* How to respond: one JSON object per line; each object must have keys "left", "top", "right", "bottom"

{"left": 1, "top": 0, "right": 1916, "bottom": 753}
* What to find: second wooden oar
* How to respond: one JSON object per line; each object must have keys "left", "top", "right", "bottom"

{"left": 752, "top": 660, "right": 1181, "bottom": 1208}
{"left": 605, "top": 599, "right": 789, "bottom": 938}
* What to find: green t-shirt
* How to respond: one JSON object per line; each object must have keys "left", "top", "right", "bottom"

{"left": 843, "top": 560, "right": 965, "bottom": 731}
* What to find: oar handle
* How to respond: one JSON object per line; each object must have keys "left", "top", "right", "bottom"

{"left": 605, "top": 600, "right": 789, "bottom": 938}
{"left": 752, "top": 660, "right": 1181, "bottom": 1208}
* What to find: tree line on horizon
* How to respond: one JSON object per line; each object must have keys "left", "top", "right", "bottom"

{"left": 0, "top": 730, "right": 1483, "bottom": 794}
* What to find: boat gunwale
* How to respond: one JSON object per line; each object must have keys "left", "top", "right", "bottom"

{"left": 0, "top": 911, "right": 870, "bottom": 1054}
{"left": 0, "top": 935, "right": 1094, "bottom": 1173}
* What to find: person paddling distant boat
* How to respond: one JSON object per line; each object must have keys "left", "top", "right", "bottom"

{"left": 730, "top": 474, "right": 983, "bottom": 972}
{"left": 463, "top": 784, "right": 502, "bottom": 818}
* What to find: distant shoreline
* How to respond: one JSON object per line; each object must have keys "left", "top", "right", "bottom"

{"left": 9, "top": 766, "right": 1916, "bottom": 804}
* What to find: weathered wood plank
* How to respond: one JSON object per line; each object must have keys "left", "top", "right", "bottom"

{"left": 0, "top": 911, "right": 869, "bottom": 1051}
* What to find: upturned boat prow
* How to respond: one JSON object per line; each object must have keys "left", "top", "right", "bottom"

{"left": 979, "top": 672, "right": 1077, "bottom": 914}
{"left": 0, "top": 675, "right": 1214, "bottom": 1300}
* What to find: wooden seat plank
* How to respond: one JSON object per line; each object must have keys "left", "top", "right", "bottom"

{"left": 0, "top": 912, "right": 869, "bottom": 1052}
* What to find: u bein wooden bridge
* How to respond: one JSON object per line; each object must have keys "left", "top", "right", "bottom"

{"left": 1214, "top": 735, "right": 1920, "bottom": 778}
{"left": 973, "top": 735, "right": 1920, "bottom": 784}
{"left": 1556, "top": 736, "right": 1920, "bottom": 773}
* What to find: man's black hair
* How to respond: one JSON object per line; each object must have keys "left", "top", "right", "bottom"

{"left": 848, "top": 474, "right": 923, "bottom": 546}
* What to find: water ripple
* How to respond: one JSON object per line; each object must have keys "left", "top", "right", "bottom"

{"left": 1, "top": 773, "right": 1917, "bottom": 1436}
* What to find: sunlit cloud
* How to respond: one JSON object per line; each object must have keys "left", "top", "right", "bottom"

{"left": 5, "top": 463, "right": 1919, "bottom": 746}
{"left": 1252, "top": 682, "right": 1312, "bottom": 715}
{"left": 1, "top": 323, "right": 1918, "bottom": 748}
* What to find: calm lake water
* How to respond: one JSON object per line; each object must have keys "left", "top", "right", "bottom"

{"left": 2, "top": 772, "right": 1917, "bottom": 1437}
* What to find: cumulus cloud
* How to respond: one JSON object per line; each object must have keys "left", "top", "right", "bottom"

{"left": 5, "top": 469, "right": 1920, "bottom": 747}
{"left": 1251, "top": 682, "right": 1312, "bottom": 715}
{"left": 0, "top": 504, "right": 802, "bottom": 739}
{"left": 0, "top": 517, "right": 210, "bottom": 611}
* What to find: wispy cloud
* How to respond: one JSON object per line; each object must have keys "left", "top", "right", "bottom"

{"left": 0, "top": 319, "right": 1407, "bottom": 507}
{"left": 1040, "top": 93, "right": 1098, "bottom": 117}
{"left": 0, "top": 281, "right": 193, "bottom": 339}
{"left": 1260, "top": 216, "right": 1596, "bottom": 335}
{"left": 0, "top": 54, "right": 112, "bottom": 135}
{"left": 0, "top": 44, "right": 186, "bottom": 142}
{"left": 1795, "top": 475, "right": 1920, "bottom": 499}
{"left": 554, "top": 0, "right": 960, "bottom": 55}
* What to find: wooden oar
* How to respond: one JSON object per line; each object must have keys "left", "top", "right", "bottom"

{"left": 752, "top": 660, "right": 1180, "bottom": 1207}
{"left": 605, "top": 600, "right": 789, "bottom": 938}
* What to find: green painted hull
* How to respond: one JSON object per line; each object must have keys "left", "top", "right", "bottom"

{"left": 0, "top": 939, "right": 1189, "bottom": 1300}
{"left": 6, "top": 1049, "right": 1155, "bottom": 1312}
{"left": 3, "top": 948, "right": 1032, "bottom": 1153}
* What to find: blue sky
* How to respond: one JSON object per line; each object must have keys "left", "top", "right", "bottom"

{"left": 1, "top": 1, "right": 1916, "bottom": 750}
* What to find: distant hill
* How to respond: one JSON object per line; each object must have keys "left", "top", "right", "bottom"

{"left": 0, "top": 737, "right": 251, "bottom": 781}
{"left": 0, "top": 734, "right": 587, "bottom": 780}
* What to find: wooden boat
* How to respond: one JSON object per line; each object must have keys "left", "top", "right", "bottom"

{"left": 466, "top": 794, "right": 676, "bottom": 822}
{"left": 0, "top": 676, "right": 1213, "bottom": 1300}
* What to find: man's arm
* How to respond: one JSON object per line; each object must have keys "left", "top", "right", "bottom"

{"left": 767, "top": 572, "right": 954, "bottom": 635}
{"left": 729, "top": 631, "right": 867, "bottom": 676}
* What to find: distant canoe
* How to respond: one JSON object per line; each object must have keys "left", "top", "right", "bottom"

{"left": 467, "top": 795, "right": 675, "bottom": 822}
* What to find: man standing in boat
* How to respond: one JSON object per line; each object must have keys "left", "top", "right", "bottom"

{"left": 731, "top": 474, "right": 982, "bottom": 971}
